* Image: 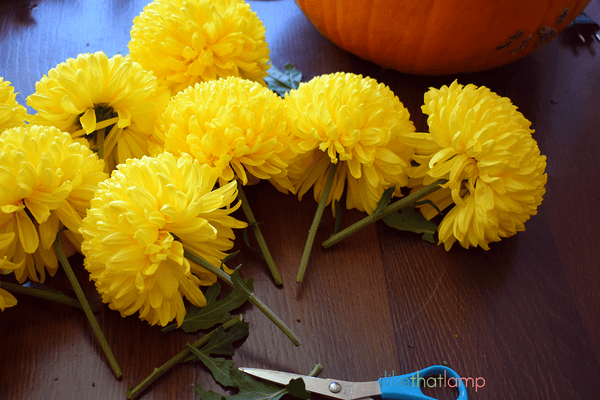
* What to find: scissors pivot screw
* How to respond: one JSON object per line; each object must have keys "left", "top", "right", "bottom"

{"left": 328, "top": 382, "right": 342, "bottom": 393}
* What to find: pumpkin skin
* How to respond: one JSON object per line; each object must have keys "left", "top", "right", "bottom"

{"left": 294, "top": 0, "right": 591, "bottom": 74}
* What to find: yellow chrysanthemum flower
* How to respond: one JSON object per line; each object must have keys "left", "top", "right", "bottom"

{"left": 27, "top": 51, "right": 170, "bottom": 171}
{"left": 0, "top": 125, "right": 108, "bottom": 283}
{"left": 0, "top": 288, "right": 17, "bottom": 311}
{"left": 401, "top": 81, "right": 547, "bottom": 250}
{"left": 284, "top": 72, "right": 416, "bottom": 214}
{"left": 129, "top": 0, "right": 270, "bottom": 95}
{"left": 80, "top": 152, "right": 247, "bottom": 327}
{"left": 154, "top": 76, "right": 297, "bottom": 191}
{"left": 0, "top": 77, "right": 28, "bottom": 132}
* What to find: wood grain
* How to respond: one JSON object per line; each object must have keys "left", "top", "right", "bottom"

{"left": 1, "top": 0, "right": 600, "bottom": 399}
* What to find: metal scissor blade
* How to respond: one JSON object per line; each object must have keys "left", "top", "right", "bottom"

{"left": 238, "top": 368, "right": 307, "bottom": 386}
{"left": 238, "top": 368, "right": 381, "bottom": 400}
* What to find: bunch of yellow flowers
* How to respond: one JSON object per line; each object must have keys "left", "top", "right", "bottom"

{"left": 1, "top": 0, "right": 547, "bottom": 325}
{"left": 7, "top": 0, "right": 273, "bottom": 323}
{"left": 1, "top": 0, "right": 550, "bottom": 392}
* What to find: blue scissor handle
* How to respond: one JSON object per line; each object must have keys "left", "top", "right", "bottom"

{"left": 377, "top": 365, "right": 468, "bottom": 400}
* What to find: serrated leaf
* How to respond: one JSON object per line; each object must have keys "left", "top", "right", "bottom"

{"left": 196, "top": 384, "right": 226, "bottom": 400}
{"left": 228, "top": 368, "right": 288, "bottom": 400}
{"left": 382, "top": 206, "right": 439, "bottom": 243}
{"left": 182, "top": 322, "right": 249, "bottom": 363}
{"left": 197, "top": 368, "right": 310, "bottom": 400}
{"left": 283, "top": 63, "right": 302, "bottom": 87}
{"left": 186, "top": 343, "right": 236, "bottom": 387}
{"left": 414, "top": 199, "right": 443, "bottom": 215}
{"left": 374, "top": 186, "right": 396, "bottom": 215}
{"left": 264, "top": 63, "right": 302, "bottom": 97}
{"left": 202, "top": 321, "right": 250, "bottom": 356}
{"left": 285, "top": 378, "right": 311, "bottom": 400}
{"left": 162, "top": 277, "right": 254, "bottom": 333}
{"left": 230, "top": 268, "right": 254, "bottom": 299}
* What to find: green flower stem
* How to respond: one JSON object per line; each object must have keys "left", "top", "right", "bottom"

{"left": 183, "top": 248, "right": 301, "bottom": 347}
{"left": 0, "top": 281, "right": 87, "bottom": 310}
{"left": 237, "top": 183, "right": 282, "bottom": 285}
{"left": 126, "top": 314, "right": 244, "bottom": 400}
{"left": 53, "top": 236, "right": 122, "bottom": 379}
{"left": 322, "top": 179, "right": 448, "bottom": 248}
{"left": 308, "top": 363, "right": 323, "bottom": 377}
{"left": 296, "top": 162, "right": 338, "bottom": 283}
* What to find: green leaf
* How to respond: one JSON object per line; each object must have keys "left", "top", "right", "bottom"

{"left": 201, "top": 321, "right": 250, "bottom": 357}
{"left": 374, "top": 186, "right": 396, "bottom": 215}
{"left": 195, "top": 385, "right": 226, "bottom": 400}
{"left": 230, "top": 268, "right": 254, "bottom": 299}
{"left": 196, "top": 369, "right": 311, "bottom": 400}
{"left": 186, "top": 343, "right": 236, "bottom": 387}
{"left": 182, "top": 321, "right": 249, "bottom": 363}
{"left": 382, "top": 206, "right": 439, "bottom": 243}
{"left": 285, "top": 378, "right": 311, "bottom": 400}
{"left": 414, "top": 199, "right": 443, "bottom": 216}
{"left": 161, "top": 277, "right": 254, "bottom": 333}
{"left": 264, "top": 63, "right": 302, "bottom": 97}
{"left": 228, "top": 368, "right": 289, "bottom": 400}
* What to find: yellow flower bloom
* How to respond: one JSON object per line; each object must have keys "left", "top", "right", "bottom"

{"left": 0, "top": 77, "right": 28, "bottom": 132}
{"left": 0, "top": 125, "right": 108, "bottom": 282}
{"left": 26, "top": 51, "right": 170, "bottom": 171}
{"left": 129, "top": 0, "right": 270, "bottom": 95}
{"left": 0, "top": 288, "right": 17, "bottom": 311}
{"left": 154, "top": 76, "right": 297, "bottom": 191}
{"left": 284, "top": 72, "right": 416, "bottom": 214}
{"left": 80, "top": 152, "right": 247, "bottom": 327}
{"left": 401, "top": 81, "right": 547, "bottom": 250}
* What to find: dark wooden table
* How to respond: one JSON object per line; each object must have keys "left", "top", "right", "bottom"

{"left": 1, "top": 0, "right": 600, "bottom": 399}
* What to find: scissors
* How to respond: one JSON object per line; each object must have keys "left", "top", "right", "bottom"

{"left": 239, "top": 365, "right": 468, "bottom": 400}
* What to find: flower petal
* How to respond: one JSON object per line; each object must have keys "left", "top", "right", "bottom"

{"left": 79, "top": 108, "right": 97, "bottom": 134}
{"left": 16, "top": 210, "right": 39, "bottom": 254}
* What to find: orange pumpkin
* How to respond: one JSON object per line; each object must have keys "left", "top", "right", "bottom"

{"left": 294, "top": 0, "right": 591, "bottom": 74}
